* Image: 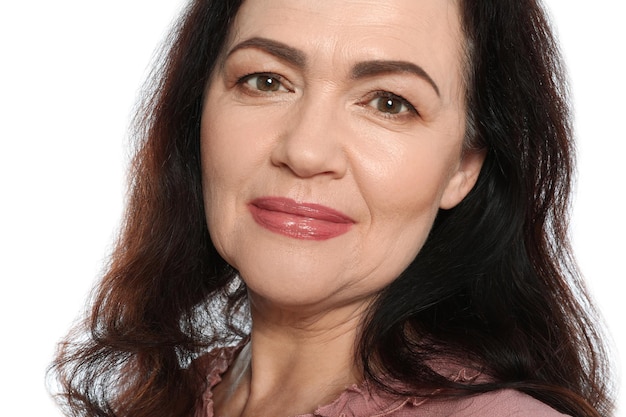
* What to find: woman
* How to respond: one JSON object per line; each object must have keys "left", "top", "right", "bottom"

{"left": 50, "top": 0, "right": 614, "bottom": 416}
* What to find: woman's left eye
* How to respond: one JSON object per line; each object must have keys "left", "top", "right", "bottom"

{"left": 366, "top": 93, "right": 417, "bottom": 116}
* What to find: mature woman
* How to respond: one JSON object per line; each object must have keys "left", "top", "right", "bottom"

{"left": 51, "top": 0, "right": 614, "bottom": 416}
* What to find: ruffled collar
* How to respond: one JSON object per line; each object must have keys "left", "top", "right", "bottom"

{"left": 195, "top": 342, "right": 481, "bottom": 417}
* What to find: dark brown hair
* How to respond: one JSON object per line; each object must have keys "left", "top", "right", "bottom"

{"left": 49, "top": 1, "right": 614, "bottom": 416}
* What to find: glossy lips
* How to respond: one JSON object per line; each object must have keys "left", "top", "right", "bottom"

{"left": 249, "top": 197, "right": 355, "bottom": 240}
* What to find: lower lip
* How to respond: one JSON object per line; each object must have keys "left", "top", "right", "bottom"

{"left": 248, "top": 198, "right": 354, "bottom": 240}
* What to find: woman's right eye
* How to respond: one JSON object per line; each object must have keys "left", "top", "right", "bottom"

{"left": 240, "top": 73, "right": 289, "bottom": 93}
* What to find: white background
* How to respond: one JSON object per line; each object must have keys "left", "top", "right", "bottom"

{"left": 0, "top": 1, "right": 623, "bottom": 415}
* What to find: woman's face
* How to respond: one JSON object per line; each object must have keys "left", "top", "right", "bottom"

{"left": 201, "top": 0, "right": 483, "bottom": 313}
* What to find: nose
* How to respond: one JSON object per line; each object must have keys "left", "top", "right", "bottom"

{"left": 270, "top": 94, "right": 348, "bottom": 179}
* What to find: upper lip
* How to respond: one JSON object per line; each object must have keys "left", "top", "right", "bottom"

{"left": 249, "top": 197, "right": 355, "bottom": 223}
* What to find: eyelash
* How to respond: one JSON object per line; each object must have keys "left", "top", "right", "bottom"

{"left": 236, "top": 72, "right": 418, "bottom": 118}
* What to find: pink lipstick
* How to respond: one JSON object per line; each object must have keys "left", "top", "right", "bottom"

{"left": 248, "top": 197, "right": 354, "bottom": 240}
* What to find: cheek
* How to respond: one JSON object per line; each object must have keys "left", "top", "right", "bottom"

{"left": 202, "top": 115, "right": 252, "bottom": 187}
{"left": 349, "top": 144, "right": 457, "bottom": 284}
{"left": 357, "top": 140, "right": 456, "bottom": 223}
{"left": 200, "top": 97, "right": 289, "bottom": 269}
{"left": 200, "top": 97, "right": 284, "bottom": 189}
{"left": 200, "top": 106, "right": 249, "bottom": 265}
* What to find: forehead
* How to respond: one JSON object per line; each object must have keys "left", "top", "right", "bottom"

{"left": 227, "top": 0, "right": 465, "bottom": 98}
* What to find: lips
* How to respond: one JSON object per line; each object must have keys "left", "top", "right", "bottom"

{"left": 248, "top": 197, "right": 354, "bottom": 240}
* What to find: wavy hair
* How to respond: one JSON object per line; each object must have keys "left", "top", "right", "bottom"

{"left": 49, "top": 1, "right": 614, "bottom": 416}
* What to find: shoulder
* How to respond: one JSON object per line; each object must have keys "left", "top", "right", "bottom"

{"left": 416, "top": 389, "right": 569, "bottom": 417}
{"left": 318, "top": 380, "right": 569, "bottom": 417}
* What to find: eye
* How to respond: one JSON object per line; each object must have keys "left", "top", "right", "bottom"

{"left": 367, "top": 92, "right": 417, "bottom": 116}
{"left": 240, "top": 73, "right": 289, "bottom": 93}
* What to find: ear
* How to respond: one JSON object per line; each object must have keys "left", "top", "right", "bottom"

{"left": 439, "top": 149, "right": 486, "bottom": 210}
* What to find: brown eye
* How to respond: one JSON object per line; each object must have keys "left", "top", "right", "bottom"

{"left": 377, "top": 97, "right": 403, "bottom": 114}
{"left": 366, "top": 92, "right": 416, "bottom": 116}
{"left": 243, "top": 74, "right": 288, "bottom": 92}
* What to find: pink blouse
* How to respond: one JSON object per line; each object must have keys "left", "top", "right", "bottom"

{"left": 193, "top": 344, "right": 568, "bottom": 417}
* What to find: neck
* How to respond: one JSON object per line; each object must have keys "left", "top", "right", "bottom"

{"left": 214, "top": 297, "right": 370, "bottom": 417}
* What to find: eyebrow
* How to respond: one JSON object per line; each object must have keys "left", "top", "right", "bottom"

{"left": 227, "top": 37, "right": 440, "bottom": 96}
{"left": 351, "top": 60, "right": 440, "bottom": 97}
{"left": 227, "top": 37, "right": 307, "bottom": 68}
